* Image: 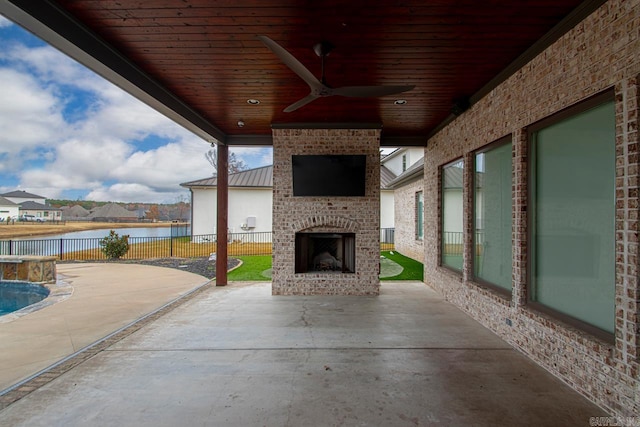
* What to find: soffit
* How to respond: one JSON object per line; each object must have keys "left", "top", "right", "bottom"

{"left": 2, "top": 0, "right": 602, "bottom": 146}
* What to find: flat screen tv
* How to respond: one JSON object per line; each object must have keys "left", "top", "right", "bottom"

{"left": 292, "top": 154, "right": 366, "bottom": 197}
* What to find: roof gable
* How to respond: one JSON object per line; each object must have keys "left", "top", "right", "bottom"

{"left": 0, "top": 196, "right": 18, "bottom": 206}
{"left": 62, "top": 205, "right": 90, "bottom": 218}
{"left": 87, "top": 203, "right": 137, "bottom": 218}
{"left": 1, "top": 190, "right": 45, "bottom": 199}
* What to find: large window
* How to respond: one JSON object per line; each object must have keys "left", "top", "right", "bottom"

{"left": 474, "top": 139, "right": 512, "bottom": 291}
{"left": 530, "top": 94, "right": 615, "bottom": 334}
{"left": 441, "top": 160, "right": 464, "bottom": 271}
{"left": 415, "top": 191, "right": 424, "bottom": 240}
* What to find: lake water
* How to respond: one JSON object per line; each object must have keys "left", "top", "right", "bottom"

{"left": 1, "top": 226, "right": 186, "bottom": 257}
{"left": 21, "top": 227, "right": 173, "bottom": 240}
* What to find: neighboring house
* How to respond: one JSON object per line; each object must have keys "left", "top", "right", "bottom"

{"left": 86, "top": 203, "right": 138, "bottom": 222}
{"left": 19, "top": 200, "right": 62, "bottom": 222}
{"left": 380, "top": 147, "right": 424, "bottom": 231}
{"left": 0, "top": 196, "right": 20, "bottom": 222}
{"left": 1, "top": 190, "right": 62, "bottom": 221}
{"left": 182, "top": 163, "right": 400, "bottom": 239}
{"left": 181, "top": 165, "right": 274, "bottom": 238}
{"left": 61, "top": 205, "right": 91, "bottom": 220}
{"left": 386, "top": 155, "right": 425, "bottom": 263}
{"left": 381, "top": 148, "right": 424, "bottom": 176}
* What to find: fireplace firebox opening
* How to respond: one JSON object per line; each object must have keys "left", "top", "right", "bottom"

{"left": 295, "top": 232, "right": 356, "bottom": 274}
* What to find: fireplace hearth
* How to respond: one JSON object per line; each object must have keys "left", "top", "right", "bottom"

{"left": 295, "top": 232, "right": 355, "bottom": 274}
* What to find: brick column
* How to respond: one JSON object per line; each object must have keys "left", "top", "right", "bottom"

{"left": 615, "top": 77, "right": 640, "bottom": 368}
{"left": 462, "top": 152, "right": 474, "bottom": 282}
{"left": 512, "top": 128, "right": 528, "bottom": 308}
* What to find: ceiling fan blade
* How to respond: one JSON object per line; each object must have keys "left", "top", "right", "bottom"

{"left": 257, "top": 35, "right": 322, "bottom": 89}
{"left": 332, "top": 85, "right": 415, "bottom": 98}
{"left": 284, "top": 93, "right": 321, "bottom": 112}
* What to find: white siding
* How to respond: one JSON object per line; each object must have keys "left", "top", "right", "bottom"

{"left": 191, "top": 187, "right": 273, "bottom": 236}
{"left": 0, "top": 205, "right": 20, "bottom": 221}
{"left": 380, "top": 189, "right": 395, "bottom": 229}
{"left": 228, "top": 188, "right": 272, "bottom": 233}
{"left": 191, "top": 188, "right": 217, "bottom": 236}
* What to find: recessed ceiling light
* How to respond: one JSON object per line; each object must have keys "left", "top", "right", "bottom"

{"left": 247, "top": 99, "right": 260, "bottom": 105}
{"left": 394, "top": 99, "right": 407, "bottom": 105}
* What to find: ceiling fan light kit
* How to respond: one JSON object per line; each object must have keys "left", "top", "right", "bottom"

{"left": 257, "top": 35, "right": 415, "bottom": 112}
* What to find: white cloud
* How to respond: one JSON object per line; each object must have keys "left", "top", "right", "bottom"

{"left": 111, "top": 138, "right": 212, "bottom": 188}
{"left": 0, "top": 16, "right": 12, "bottom": 28}
{"left": 1, "top": 25, "right": 268, "bottom": 203}
{"left": 230, "top": 146, "right": 273, "bottom": 168}
{"left": 45, "top": 137, "right": 133, "bottom": 181}
{"left": 0, "top": 68, "right": 66, "bottom": 172}
{"left": 80, "top": 93, "right": 187, "bottom": 142}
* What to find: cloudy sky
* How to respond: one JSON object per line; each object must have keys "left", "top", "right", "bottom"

{"left": 0, "top": 15, "right": 272, "bottom": 204}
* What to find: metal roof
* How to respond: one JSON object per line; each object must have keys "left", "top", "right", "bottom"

{"left": 181, "top": 165, "right": 274, "bottom": 189}
{"left": 380, "top": 165, "right": 397, "bottom": 190}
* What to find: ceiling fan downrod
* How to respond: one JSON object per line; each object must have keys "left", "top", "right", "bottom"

{"left": 313, "top": 41, "right": 334, "bottom": 86}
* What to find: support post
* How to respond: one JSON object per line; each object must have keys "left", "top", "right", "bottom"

{"left": 216, "top": 144, "right": 229, "bottom": 286}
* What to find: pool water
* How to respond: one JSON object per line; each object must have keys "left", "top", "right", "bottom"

{"left": 0, "top": 281, "right": 50, "bottom": 315}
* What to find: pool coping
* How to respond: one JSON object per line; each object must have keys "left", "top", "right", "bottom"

{"left": 0, "top": 279, "right": 74, "bottom": 324}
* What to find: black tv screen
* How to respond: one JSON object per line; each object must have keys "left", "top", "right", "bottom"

{"left": 292, "top": 155, "right": 366, "bottom": 197}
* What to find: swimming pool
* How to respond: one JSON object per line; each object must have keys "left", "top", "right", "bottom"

{"left": 0, "top": 281, "right": 50, "bottom": 316}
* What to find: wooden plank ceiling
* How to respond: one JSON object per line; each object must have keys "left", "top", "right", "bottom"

{"left": 41, "top": 1, "right": 587, "bottom": 144}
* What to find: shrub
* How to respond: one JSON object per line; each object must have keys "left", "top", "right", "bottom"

{"left": 99, "top": 230, "right": 130, "bottom": 259}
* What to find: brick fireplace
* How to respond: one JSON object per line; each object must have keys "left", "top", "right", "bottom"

{"left": 272, "top": 128, "right": 381, "bottom": 295}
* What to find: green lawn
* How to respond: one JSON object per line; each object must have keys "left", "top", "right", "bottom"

{"left": 228, "top": 255, "right": 272, "bottom": 281}
{"left": 380, "top": 251, "right": 424, "bottom": 281}
{"left": 228, "top": 252, "right": 423, "bottom": 282}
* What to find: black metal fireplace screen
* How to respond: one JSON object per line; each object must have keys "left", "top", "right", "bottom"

{"left": 295, "top": 232, "right": 355, "bottom": 273}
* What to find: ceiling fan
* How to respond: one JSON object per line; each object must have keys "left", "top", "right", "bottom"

{"left": 257, "top": 35, "right": 415, "bottom": 112}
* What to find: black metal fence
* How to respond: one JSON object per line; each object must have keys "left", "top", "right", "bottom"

{"left": 0, "top": 231, "right": 273, "bottom": 260}
{"left": 0, "top": 228, "right": 395, "bottom": 261}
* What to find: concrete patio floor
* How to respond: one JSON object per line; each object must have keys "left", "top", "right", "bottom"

{"left": 0, "top": 266, "right": 607, "bottom": 426}
{"left": 0, "top": 263, "right": 211, "bottom": 392}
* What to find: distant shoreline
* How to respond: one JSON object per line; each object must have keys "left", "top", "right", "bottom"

{"left": 0, "top": 221, "right": 173, "bottom": 239}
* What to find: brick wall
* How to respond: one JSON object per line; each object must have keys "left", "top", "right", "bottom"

{"left": 423, "top": 0, "right": 639, "bottom": 416}
{"left": 272, "top": 128, "right": 381, "bottom": 295}
{"left": 393, "top": 178, "right": 425, "bottom": 263}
